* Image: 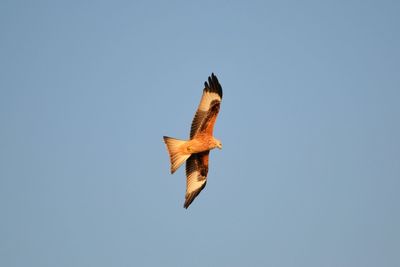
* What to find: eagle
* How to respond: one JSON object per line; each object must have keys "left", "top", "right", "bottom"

{"left": 163, "top": 73, "right": 223, "bottom": 209}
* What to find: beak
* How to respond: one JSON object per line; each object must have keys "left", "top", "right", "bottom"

{"left": 218, "top": 143, "right": 222, "bottom": 150}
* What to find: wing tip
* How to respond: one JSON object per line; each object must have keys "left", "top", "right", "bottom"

{"left": 183, "top": 194, "right": 195, "bottom": 209}
{"left": 204, "top": 73, "right": 223, "bottom": 98}
{"left": 184, "top": 191, "right": 196, "bottom": 209}
{"left": 183, "top": 181, "right": 207, "bottom": 209}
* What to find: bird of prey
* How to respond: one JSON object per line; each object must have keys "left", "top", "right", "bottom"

{"left": 163, "top": 73, "right": 223, "bottom": 209}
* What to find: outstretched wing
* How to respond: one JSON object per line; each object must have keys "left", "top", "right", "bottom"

{"left": 190, "top": 73, "right": 223, "bottom": 139}
{"left": 184, "top": 151, "right": 209, "bottom": 209}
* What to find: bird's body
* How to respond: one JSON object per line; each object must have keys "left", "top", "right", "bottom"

{"left": 163, "top": 73, "right": 223, "bottom": 209}
{"left": 181, "top": 134, "right": 221, "bottom": 154}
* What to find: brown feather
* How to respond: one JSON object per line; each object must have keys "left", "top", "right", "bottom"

{"left": 199, "top": 102, "right": 220, "bottom": 135}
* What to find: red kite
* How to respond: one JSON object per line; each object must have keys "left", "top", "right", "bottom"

{"left": 163, "top": 73, "right": 223, "bottom": 209}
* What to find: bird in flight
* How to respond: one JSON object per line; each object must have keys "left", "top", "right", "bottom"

{"left": 163, "top": 73, "right": 223, "bottom": 209}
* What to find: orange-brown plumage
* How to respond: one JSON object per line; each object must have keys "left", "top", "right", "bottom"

{"left": 163, "top": 73, "right": 223, "bottom": 209}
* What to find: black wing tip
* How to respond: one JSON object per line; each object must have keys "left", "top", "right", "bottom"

{"left": 183, "top": 195, "right": 196, "bottom": 209}
{"left": 204, "top": 73, "right": 223, "bottom": 98}
{"left": 184, "top": 192, "right": 197, "bottom": 209}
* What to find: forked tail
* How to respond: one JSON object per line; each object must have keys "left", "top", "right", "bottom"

{"left": 163, "top": 136, "right": 190, "bottom": 174}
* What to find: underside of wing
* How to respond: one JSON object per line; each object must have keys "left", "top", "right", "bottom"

{"left": 184, "top": 151, "right": 209, "bottom": 209}
{"left": 190, "top": 73, "right": 223, "bottom": 139}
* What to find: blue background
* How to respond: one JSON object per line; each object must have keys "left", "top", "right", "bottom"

{"left": 1, "top": 1, "right": 399, "bottom": 266}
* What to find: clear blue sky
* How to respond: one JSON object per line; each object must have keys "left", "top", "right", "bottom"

{"left": 1, "top": 1, "right": 399, "bottom": 266}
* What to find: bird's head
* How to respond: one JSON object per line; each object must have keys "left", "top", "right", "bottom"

{"left": 213, "top": 137, "right": 222, "bottom": 150}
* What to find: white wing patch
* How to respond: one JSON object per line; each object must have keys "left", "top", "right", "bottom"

{"left": 186, "top": 170, "right": 206, "bottom": 194}
{"left": 198, "top": 92, "right": 221, "bottom": 111}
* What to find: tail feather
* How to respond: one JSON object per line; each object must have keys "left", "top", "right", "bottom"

{"left": 163, "top": 136, "right": 190, "bottom": 174}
